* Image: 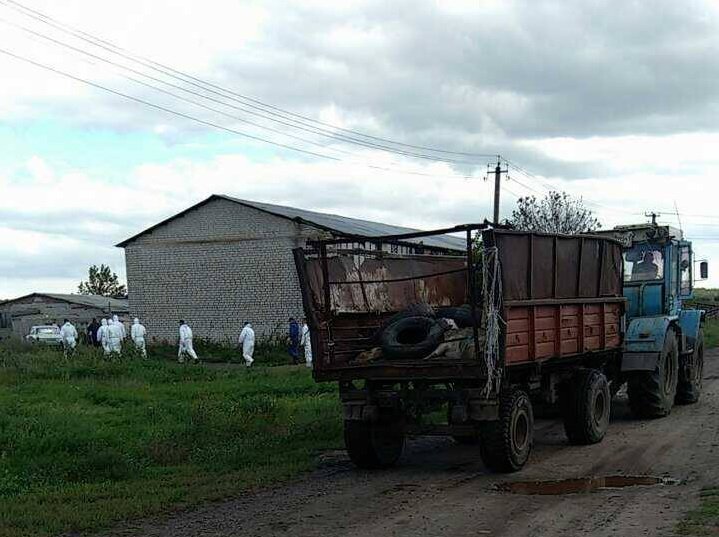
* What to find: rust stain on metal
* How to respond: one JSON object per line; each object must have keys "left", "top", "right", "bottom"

{"left": 306, "top": 256, "right": 467, "bottom": 313}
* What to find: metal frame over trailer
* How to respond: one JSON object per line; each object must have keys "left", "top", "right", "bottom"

{"left": 293, "top": 224, "right": 626, "bottom": 472}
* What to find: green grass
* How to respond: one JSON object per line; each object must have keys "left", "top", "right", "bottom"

{"left": 677, "top": 487, "right": 719, "bottom": 535}
{"left": 703, "top": 319, "right": 719, "bottom": 349}
{"left": 0, "top": 342, "right": 342, "bottom": 537}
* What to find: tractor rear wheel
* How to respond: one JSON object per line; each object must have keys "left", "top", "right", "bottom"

{"left": 628, "top": 328, "right": 679, "bottom": 418}
{"left": 676, "top": 329, "right": 704, "bottom": 405}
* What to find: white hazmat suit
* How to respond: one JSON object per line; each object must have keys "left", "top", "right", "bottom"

{"left": 97, "top": 319, "right": 110, "bottom": 355}
{"left": 60, "top": 321, "right": 78, "bottom": 356}
{"left": 238, "top": 323, "right": 255, "bottom": 367}
{"left": 113, "top": 315, "right": 126, "bottom": 340}
{"left": 107, "top": 319, "right": 123, "bottom": 355}
{"left": 300, "top": 323, "right": 312, "bottom": 368}
{"left": 131, "top": 318, "right": 147, "bottom": 357}
{"left": 178, "top": 323, "right": 199, "bottom": 363}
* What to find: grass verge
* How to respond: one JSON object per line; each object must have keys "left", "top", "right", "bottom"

{"left": 0, "top": 342, "right": 342, "bottom": 537}
{"left": 677, "top": 487, "right": 719, "bottom": 536}
{"left": 703, "top": 319, "right": 719, "bottom": 349}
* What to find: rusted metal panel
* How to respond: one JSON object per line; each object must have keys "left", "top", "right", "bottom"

{"left": 304, "top": 255, "right": 467, "bottom": 313}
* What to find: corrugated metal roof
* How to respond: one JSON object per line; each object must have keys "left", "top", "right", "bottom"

{"left": 0, "top": 293, "right": 129, "bottom": 311}
{"left": 118, "top": 194, "right": 466, "bottom": 251}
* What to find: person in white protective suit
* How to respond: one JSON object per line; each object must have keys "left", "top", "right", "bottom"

{"left": 300, "top": 318, "right": 312, "bottom": 368}
{"left": 130, "top": 318, "right": 147, "bottom": 358}
{"left": 59, "top": 319, "right": 78, "bottom": 357}
{"left": 107, "top": 318, "right": 124, "bottom": 356}
{"left": 238, "top": 322, "right": 255, "bottom": 367}
{"left": 178, "top": 320, "right": 199, "bottom": 363}
{"left": 97, "top": 318, "right": 110, "bottom": 356}
{"left": 113, "top": 314, "right": 127, "bottom": 340}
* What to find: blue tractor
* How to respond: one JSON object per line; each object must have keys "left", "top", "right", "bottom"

{"left": 598, "top": 221, "right": 708, "bottom": 417}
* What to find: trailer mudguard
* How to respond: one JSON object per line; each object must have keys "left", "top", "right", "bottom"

{"left": 622, "top": 316, "right": 676, "bottom": 371}
{"left": 678, "top": 309, "right": 704, "bottom": 353}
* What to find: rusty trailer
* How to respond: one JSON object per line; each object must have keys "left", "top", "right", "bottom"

{"left": 293, "top": 225, "right": 625, "bottom": 472}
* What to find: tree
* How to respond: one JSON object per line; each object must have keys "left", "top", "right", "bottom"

{"left": 78, "top": 264, "right": 127, "bottom": 297}
{"left": 509, "top": 191, "right": 601, "bottom": 234}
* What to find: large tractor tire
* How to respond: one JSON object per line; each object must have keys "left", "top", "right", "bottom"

{"left": 479, "top": 388, "right": 533, "bottom": 472}
{"left": 562, "top": 369, "right": 611, "bottom": 445}
{"left": 344, "top": 413, "right": 405, "bottom": 469}
{"left": 628, "top": 328, "right": 679, "bottom": 418}
{"left": 676, "top": 329, "right": 704, "bottom": 405}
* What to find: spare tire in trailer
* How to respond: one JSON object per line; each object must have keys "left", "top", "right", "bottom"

{"left": 380, "top": 316, "right": 446, "bottom": 360}
{"left": 435, "top": 304, "right": 476, "bottom": 328}
{"left": 373, "top": 303, "right": 436, "bottom": 344}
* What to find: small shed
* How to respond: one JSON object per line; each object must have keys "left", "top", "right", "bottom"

{"left": 0, "top": 293, "right": 129, "bottom": 340}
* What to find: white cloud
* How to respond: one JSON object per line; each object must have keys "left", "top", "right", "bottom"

{"left": 1, "top": 0, "right": 719, "bottom": 297}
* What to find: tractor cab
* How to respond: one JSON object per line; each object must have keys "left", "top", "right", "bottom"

{"left": 597, "top": 221, "right": 707, "bottom": 413}
{"left": 597, "top": 223, "right": 703, "bottom": 320}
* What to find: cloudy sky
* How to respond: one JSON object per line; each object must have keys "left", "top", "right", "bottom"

{"left": 1, "top": 0, "right": 718, "bottom": 297}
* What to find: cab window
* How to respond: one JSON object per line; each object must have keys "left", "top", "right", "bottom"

{"left": 623, "top": 245, "right": 664, "bottom": 282}
{"left": 680, "top": 245, "right": 691, "bottom": 295}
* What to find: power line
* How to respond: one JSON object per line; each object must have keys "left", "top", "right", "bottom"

{"left": 0, "top": 0, "right": 500, "bottom": 164}
{"left": 0, "top": 46, "right": 502, "bottom": 183}
{"left": 503, "top": 158, "right": 642, "bottom": 216}
{"left": 0, "top": 15, "right": 358, "bottom": 157}
{"left": 0, "top": 13, "right": 478, "bottom": 166}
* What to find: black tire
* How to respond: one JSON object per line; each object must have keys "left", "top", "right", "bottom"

{"left": 344, "top": 416, "right": 405, "bottom": 469}
{"left": 479, "top": 389, "right": 533, "bottom": 472}
{"left": 676, "top": 329, "right": 704, "bottom": 405}
{"left": 373, "top": 303, "right": 435, "bottom": 344}
{"left": 380, "top": 316, "right": 446, "bottom": 360}
{"left": 628, "top": 328, "right": 679, "bottom": 418}
{"left": 436, "top": 305, "right": 476, "bottom": 328}
{"left": 562, "top": 369, "right": 611, "bottom": 445}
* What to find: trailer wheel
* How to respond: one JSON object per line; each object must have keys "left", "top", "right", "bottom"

{"left": 344, "top": 414, "right": 405, "bottom": 469}
{"left": 676, "top": 329, "right": 704, "bottom": 405}
{"left": 562, "top": 369, "right": 610, "bottom": 445}
{"left": 447, "top": 405, "right": 479, "bottom": 445}
{"left": 628, "top": 328, "right": 679, "bottom": 418}
{"left": 479, "top": 389, "right": 533, "bottom": 472}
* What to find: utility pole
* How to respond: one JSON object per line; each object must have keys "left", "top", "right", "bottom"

{"left": 490, "top": 156, "right": 509, "bottom": 224}
{"left": 645, "top": 212, "right": 660, "bottom": 226}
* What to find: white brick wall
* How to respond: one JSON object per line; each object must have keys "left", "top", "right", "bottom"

{"left": 123, "top": 198, "right": 324, "bottom": 343}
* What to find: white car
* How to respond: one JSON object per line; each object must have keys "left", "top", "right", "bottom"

{"left": 26, "top": 325, "right": 63, "bottom": 346}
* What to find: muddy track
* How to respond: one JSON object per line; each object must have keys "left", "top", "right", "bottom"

{"left": 110, "top": 350, "right": 719, "bottom": 537}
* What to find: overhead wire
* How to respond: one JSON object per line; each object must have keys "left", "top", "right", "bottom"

{"left": 0, "top": 47, "right": 507, "bottom": 184}
{"left": 0, "top": 0, "right": 499, "bottom": 165}
{"left": 4, "top": 0, "right": 694, "bottom": 222}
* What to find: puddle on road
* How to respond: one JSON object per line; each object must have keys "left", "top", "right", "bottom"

{"left": 498, "top": 475, "right": 679, "bottom": 495}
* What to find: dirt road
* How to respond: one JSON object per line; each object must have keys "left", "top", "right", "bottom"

{"left": 112, "top": 351, "right": 719, "bottom": 537}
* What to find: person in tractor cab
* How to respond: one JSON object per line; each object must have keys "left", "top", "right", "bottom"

{"left": 632, "top": 250, "right": 660, "bottom": 281}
